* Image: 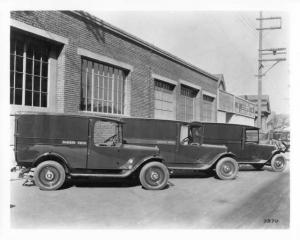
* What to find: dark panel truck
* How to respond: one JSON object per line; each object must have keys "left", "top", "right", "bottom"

{"left": 123, "top": 118, "right": 288, "bottom": 173}
{"left": 13, "top": 113, "right": 239, "bottom": 191}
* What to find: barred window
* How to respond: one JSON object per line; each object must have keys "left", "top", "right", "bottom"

{"left": 80, "top": 59, "right": 125, "bottom": 115}
{"left": 179, "top": 85, "right": 198, "bottom": 122}
{"left": 154, "top": 79, "right": 174, "bottom": 92}
{"left": 202, "top": 94, "right": 215, "bottom": 122}
{"left": 10, "top": 33, "right": 50, "bottom": 107}
{"left": 154, "top": 79, "right": 175, "bottom": 120}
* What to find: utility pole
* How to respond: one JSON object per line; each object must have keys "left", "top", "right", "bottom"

{"left": 257, "top": 11, "right": 263, "bottom": 129}
{"left": 256, "top": 12, "right": 286, "bottom": 129}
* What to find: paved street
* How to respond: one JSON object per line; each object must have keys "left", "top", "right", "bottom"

{"left": 10, "top": 163, "right": 289, "bottom": 229}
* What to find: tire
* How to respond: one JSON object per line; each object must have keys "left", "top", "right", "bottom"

{"left": 34, "top": 161, "right": 66, "bottom": 190}
{"left": 215, "top": 157, "right": 238, "bottom": 180}
{"left": 271, "top": 154, "right": 287, "bottom": 172}
{"left": 139, "top": 162, "right": 169, "bottom": 190}
{"left": 252, "top": 164, "right": 264, "bottom": 170}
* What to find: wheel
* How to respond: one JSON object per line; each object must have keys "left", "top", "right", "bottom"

{"left": 215, "top": 157, "right": 238, "bottom": 180}
{"left": 271, "top": 154, "right": 287, "bottom": 172}
{"left": 139, "top": 162, "right": 169, "bottom": 190}
{"left": 34, "top": 161, "right": 66, "bottom": 190}
{"left": 252, "top": 164, "right": 264, "bottom": 170}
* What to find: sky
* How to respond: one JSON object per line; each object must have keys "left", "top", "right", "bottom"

{"left": 90, "top": 11, "right": 289, "bottom": 115}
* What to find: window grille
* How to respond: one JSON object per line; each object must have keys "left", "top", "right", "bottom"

{"left": 10, "top": 34, "right": 49, "bottom": 107}
{"left": 81, "top": 59, "right": 126, "bottom": 115}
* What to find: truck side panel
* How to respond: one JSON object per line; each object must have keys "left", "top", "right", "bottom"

{"left": 123, "top": 118, "right": 178, "bottom": 163}
{"left": 15, "top": 115, "right": 89, "bottom": 169}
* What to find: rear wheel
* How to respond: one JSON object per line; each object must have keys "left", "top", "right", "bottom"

{"left": 139, "top": 162, "right": 169, "bottom": 190}
{"left": 215, "top": 157, "right": 238, "bottom": 180}
{"left": 271, "top": 154, "right": 287, "bottom": 172}
{"left": 34, "top": 161, "right": 66, "bottom": 190}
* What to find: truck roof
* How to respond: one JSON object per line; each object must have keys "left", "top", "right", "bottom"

{"left": 190, "top": 121, "right": 260, "bottom": 130}
{"left": 12, "top": 111, "right": 124, "bottom": 124}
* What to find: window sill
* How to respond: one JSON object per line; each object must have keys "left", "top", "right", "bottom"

{"left": 10, "top": 105, "right": 50, "bottom": 114}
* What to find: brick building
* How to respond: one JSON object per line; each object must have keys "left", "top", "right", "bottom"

{"left": 10, "top": 10, "right": 223, "bottom": 122}
{"left": 9, "top": 11, "right": 258, "bottom": 129}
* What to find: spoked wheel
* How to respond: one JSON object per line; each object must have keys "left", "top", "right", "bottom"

{"left": 34, "top": 161, "right": 66, "bottom": 190}
{"left": 252, "top": 164, "right": 264, "bottom": 170}
{"left": 215, "top": 157, "right": 238, "bottom": 180}
{"left": 139, "top": 162, "right": 169, "bottom": 190}
{"left": 271, "top": 154, "right": 287, "bottom": 172}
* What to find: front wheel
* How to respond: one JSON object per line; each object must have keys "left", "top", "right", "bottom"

{"left": 139, "top": 162, "right": 169, "bottom": 190}
{"left": 215, "top": 157, "right": 238, "bottom": 180}
{"left": 34, "top": 161, "right": 66, "bottom": 190}
{"left": 271, "top": 154, "right": 287, "bottom": 172}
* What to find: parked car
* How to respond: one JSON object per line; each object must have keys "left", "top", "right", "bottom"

{"left": 123, "top": 118, "right": 287, "bottom": 172}
{"left": 268, "top": 130, "right": 290, "bottom": 152}
{"left": 13, "top": 113, "right": 237, "bottom": 191}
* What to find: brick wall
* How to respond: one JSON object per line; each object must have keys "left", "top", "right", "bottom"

{"left": 10, "top": 11, "right": 219, "bottom": 119}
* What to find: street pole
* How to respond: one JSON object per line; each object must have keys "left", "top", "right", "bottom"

{"left": 257, "top": 11, "right": 263, "bottom": 129}
{"left": 256, "top": 13, "right": 286, "bottom": 131}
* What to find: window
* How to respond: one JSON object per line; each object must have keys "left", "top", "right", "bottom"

{"left": 81, "top": 59, "right": 125, "bottom": 115}
{"left": 154, "top": 79, "right": 175, "bottom": 120}
{"left": 246, "top": 129, "right": 259, "bottom": 142}
{"left": 180, "top": 125, "right": 189, "bottom": 145}
{"left": 10, "top": 33, "right": 50, "bottom": 107}
{"left": 180, "top": 125, "right": 202, "bottom": 145}
{"left": 93, "top": 120, "right": 122, "bottom": 146}
{"left": 179, "top": 85, "right": 198, "bottom": 122}
{"left": 202, "top": 94, "right": 215, "bottom": 122}
{"left": 190, "top": 126, "right": 202, "bottom": 144}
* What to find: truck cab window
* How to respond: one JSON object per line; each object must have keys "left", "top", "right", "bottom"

{"left": 94, "top": 121, "right": 121, "bottom": 146}
{"left": 246, "top": 129, "right": 259, "bottom": 143}
{"left": 190, "top": 126, "right": 202, "bottom": 144}
{"left": 180, "top": 125, "right": 189, "bottom": 145}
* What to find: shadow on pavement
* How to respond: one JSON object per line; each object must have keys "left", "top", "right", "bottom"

{"left": 170, "top": 171, "right": 214, "bottom": 179}
{"left": 62, "top": 177, "right": 175, "bottom": 190}
{"left": 61, "top": 177, "right": 141, "bottom": 190}
{"left": 238, "top": 165, "right": 265, "bottom": 172}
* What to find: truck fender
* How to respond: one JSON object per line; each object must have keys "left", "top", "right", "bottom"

{"left": 267, "top": 150, "right": 286, "bottom": 164}
{"left": 131, "top": 155, "right": 165, "bottom": 173}
{"left": 33, "top": 152, "right": 70, "bottom": 172}
{"left": 211, "top": 152, "right": 237, "bottom": 168}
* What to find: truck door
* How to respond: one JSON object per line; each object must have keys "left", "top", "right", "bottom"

{"left": 176, "top": 124, "right": 203, "bottom": 164}
{"left": 87, "top": 119, "right": 123, "bottom": 169}
{"left": 176, "top": 124, "right": 224, "bottom": 166}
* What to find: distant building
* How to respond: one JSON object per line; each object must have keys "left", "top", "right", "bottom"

{"left": 216, "top": 74, "right": 256, "bottom": 126}
{"left": 239, "top": 95, "right": 271, "bottom": 133}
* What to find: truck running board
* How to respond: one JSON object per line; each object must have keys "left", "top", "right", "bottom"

{"left": 70, "top": 171, "right": 132, "bottom": 178}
